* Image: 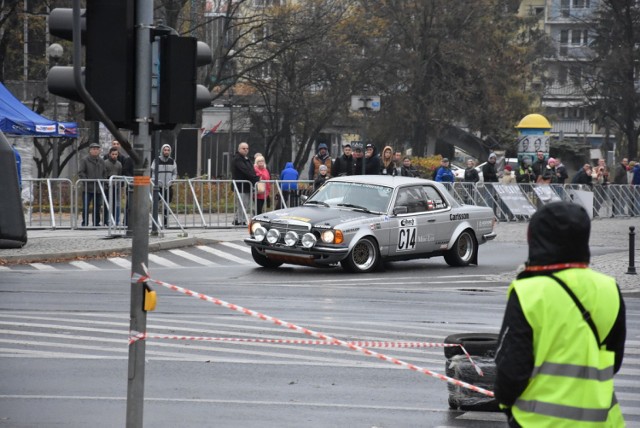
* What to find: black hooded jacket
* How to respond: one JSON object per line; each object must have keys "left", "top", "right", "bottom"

{"left": 494, "top": 202, "right": 626, "bottom": 419}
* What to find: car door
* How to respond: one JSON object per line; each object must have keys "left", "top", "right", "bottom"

{"left": 422, "top": 184, "right": 455, "bottom": 251}
{"left": 390, "top": 186, "right": 433, "bottom": 255}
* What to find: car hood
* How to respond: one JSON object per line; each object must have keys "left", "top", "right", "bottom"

{"left": 253, "top": 205, "right": 378, "bottom": 227}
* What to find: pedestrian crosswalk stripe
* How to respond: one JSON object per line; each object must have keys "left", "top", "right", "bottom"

{"left": 108, "top": 257, "right": 131, "bottom": 269}
{"left": 168, "top": 249, "right": 218, "bottom": 266}
{"left": 196, "top": 245, "right": 251, "bottom": 264}
{"left": 221, "top": 241, "right": 250, "bottom": 253}
{"left": 69, "top": 261, "right": 100, "bottom": 271}
{"left": 148, "top": 254, "right": 180, "bottom": 268}
{"left": 0, "top": 266, "right": 10, "bottom": 271}
{"left": 30, "top": 263, "right": 57, "bottom": 271}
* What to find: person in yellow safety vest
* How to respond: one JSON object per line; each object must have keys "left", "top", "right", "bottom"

{"left": 494, "top": 201, "right": 626, "bottom": 427}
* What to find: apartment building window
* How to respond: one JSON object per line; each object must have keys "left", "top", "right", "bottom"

{"left": 572, "top": 0, "right": 590, "bottom": 8}
{"left": 561, "top": 0, "right": 570, "bottom": 17}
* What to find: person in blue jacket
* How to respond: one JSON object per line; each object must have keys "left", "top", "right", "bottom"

{"left": 434, "top": 158, "right": 455, "bottom": 183}
{"left": 279, "top": 162, "right": 299, "bottom": 208}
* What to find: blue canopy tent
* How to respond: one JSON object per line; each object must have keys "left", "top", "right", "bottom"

{"left": 0, "top": 82, "right": 77, "bottom": 137}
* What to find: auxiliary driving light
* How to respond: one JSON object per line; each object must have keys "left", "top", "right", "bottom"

{"left": 284, "top": 231, "right": 299, "bottom": 246}
{"left": 251, "top": 222, "right": 263, "bottom": 233}
{"left": 254, "top": 227, "right": 267, "bottom": 242}
{"left": 266, "top": 228, "right": 281, "bottom": 244}
{"left": 301, "top": 233, "right": 317, "bottom": 248}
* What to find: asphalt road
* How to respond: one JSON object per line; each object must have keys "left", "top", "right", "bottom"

{"left": 1, "top": 240, "right": 638, "bottom": 427}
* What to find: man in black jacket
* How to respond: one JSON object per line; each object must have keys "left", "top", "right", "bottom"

{"left": 232, "top": 142, "right": 259, "bottom": 225}
{"left": 494, "top": 202, "right": 626, "bottom": 427}
{"left": 332, "top": 143, "right": 353, "bottom": 176}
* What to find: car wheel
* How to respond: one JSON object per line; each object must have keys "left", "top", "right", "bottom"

{"left": 444, "top": 229, "right": 477, "bottom": 267}
{"left": 251, "top": 247, "right": 283, "bottom": 269}
{"left": 341, "top": 237, "right": 380, "bottom": 273}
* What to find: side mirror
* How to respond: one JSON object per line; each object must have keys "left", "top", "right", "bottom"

{"left": 300, "top": 195, "right": 308, "bottom": 203}
{"left": 393, "top": 206, "right": 408, "bottom": 215}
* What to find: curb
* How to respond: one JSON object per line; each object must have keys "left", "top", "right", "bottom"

{"left": 0, "top": 236, "right": 218, "bottom": 265}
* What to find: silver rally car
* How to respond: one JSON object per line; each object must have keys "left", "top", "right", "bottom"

{"left": 244, "top": 175, "right": 496, "bottom": 273}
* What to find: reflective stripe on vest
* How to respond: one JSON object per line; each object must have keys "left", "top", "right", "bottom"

{"left": 531, "top": 361, "right": 614, "bottom": 382}
{"left": 516, "top": 393, "right": 618, "bottom": 423}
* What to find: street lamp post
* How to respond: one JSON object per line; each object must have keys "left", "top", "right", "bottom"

{"left": 47, "top": 43, "right": 64, "bottom": 178}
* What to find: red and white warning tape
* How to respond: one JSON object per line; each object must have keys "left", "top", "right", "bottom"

{"left": 131, "top": 269, "right": 493, "bottom": 397}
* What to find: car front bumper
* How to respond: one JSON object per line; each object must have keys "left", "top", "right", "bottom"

{"left": 244, "top": 237, "right": 350, "bottom": 266}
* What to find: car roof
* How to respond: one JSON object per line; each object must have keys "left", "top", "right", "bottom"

{"left": 327, "top": 175, "right": 434, "bottom": 188}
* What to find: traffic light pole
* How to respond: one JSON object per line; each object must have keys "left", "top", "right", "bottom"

{"left": 126, "top": 0, "right": 153, "bottom": 427}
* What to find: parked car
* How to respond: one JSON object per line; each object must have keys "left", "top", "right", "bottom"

{"left": 244, "top": 176, "right": 496, "bottom": 273}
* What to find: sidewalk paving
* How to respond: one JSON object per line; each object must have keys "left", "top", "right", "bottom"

{"left": 1, "top": 218, "right": 638, "bottom": 292}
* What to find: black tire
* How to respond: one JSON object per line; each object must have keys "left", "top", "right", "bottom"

{"left": 251, "top": 247, "right": 283, "bottom": 269}
{"left": 443, "top": 333, "right": 499, "bottom": 359}
{"left": 443, "top": 229, "right": 478, "bottom": 267}
{"left": 445, "top": 351, "right": 500, "bottom": 412}
{"left": 340, "top": 237, "right": 380, "bottom": 273}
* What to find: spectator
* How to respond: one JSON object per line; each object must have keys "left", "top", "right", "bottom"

{"left": 592, "top": 159, "right": 609, "bottom": 217}
{"left": 494, "top": 202, "right": 626, "bottom": 427}
{"left": 555, "top": 157, "right": 569, "bottom": 184}
{"left": 12, "top": 143, "right": 21, "bottom": 192}
{"left": 632, "top": 161, "right": 640, "bottom": 185}
{"left": 364, "top": 143, "right": 381, "bottom": 175}
{"left": 380, "top": 146, "right": 397, "bottom": 176}
{"left": 482, "top": 153, "right": 499, "bottom": 183}
{"left": 501, "top": 165, "right": 516, "bottom": 184}
{"left": 572, "top": 164, "right": 593, "bottom": 187}
{"left": 463, "top": 159, "right": 479, "bottom": 183}
{"left": 400, "top": 157, "right": 419, "bottom": 177}
{"left": 78, "top": 143, "right": 106, "bottom": 227}
{"left": 531, "top": 150, "right": 546, "bottom": 181}
{"left": 537, "top": 157, "right": 558, "bottom": 184}
{"left": 627, "top": 160, "right": 636, "bottom": 184}
{"left": 232, "top": 142, "right": 259, "bottom": 225}
{"left": 104, "top": 147, "right": 122, "bottom": 225}
{"left": 308, "top": 143, "right": 332, "bottom": 180}
{"left": 106, "top": 140, "right": 134, "bottom": 226}
{"left": 279, "top": 162, "right": 299, "bottom": 208}
{"left": 313, "top": 164, "right": 330, "bottom": 191}
{"left": 613, "top": 158, "right": 629, "bottom": 216}
{"left": 253, "top": 155, "right": 270, "bottom": 215}
{"left": 515, "top": 156, "right": 535, "bottom": 184}
{"left": 332, "top": 143, "right": 353, "bottom": 177}
{"left": 351, "top": 142, "right": 364, "bottom": 175}
{"left": 151, "top": 144, "right": 178, "bottom": 227}
{"left": 434, "top": 158, "right": 455, "bottom": 183}
{"left": 393, "top": 151, "right": 403, "bottom": 175}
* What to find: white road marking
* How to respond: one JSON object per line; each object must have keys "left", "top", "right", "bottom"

{"left": 221, "top": 241, "right": 251, "bottom": 253}
{"left": 69, "top": 261, "right": 100, "bottom": 271}
{"left": 196, "top": 245, "right": 251, "bottom": 264}
{"left": 148, "top": 254, "right": 180, "bottom": 268}
{"left": 107, "top": 257, "right": 131, "bottom": 269}
{"left": 29, "top": 263, "right": 57, "bottom": 271}
{"left": 456, "top": 411, "right": 507, "bottom": 422}
{"left": 168, "top": 249, "right": 218, "bottom": 266}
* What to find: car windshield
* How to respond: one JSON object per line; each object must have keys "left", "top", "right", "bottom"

{"left": 307, "top": 181, "right": 393, "bottom": 214}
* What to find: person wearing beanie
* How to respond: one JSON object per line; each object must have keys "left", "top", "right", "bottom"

{"left": 482, "top": 153, "right": 499, "bottom": 183}
{"left": 308, "top": 142, "right": 332, "bottom": 180}
{"left": 363, "top": 142, "right": 381, "bottom": 175}
{"left": 494, "top": 202, "right": 626, "bottom": 427}
{"left": 501, "top": 164, "right": 516, "bottom": 184}
{"left": 313, "top": 164, "right": 330, "bottom": 191}
{"left": 151, "top": 143, "right": 178, "bottom": 227}
{"left": 537, "top": 157, "right": 557, "bottom": 184}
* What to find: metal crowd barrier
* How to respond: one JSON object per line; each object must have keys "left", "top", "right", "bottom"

{"left": 19, "top": 179, "right": 640, "bottom": 230}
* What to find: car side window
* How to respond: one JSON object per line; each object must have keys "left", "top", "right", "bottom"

{"left": 423, "top": 185, "right": 448, "bottom": 210}
{"left": 395, "top": 186, "right": 429, "bottom": 214}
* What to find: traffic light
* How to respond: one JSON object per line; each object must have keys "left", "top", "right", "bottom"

{"left": 47, "top": 1, "right": 136, "bottom": 130}
{"left": 48, "top": 2, "right": 211, "bottom": 131}
{"left": 155, "top": 34, "right": 212, "bottom": 127}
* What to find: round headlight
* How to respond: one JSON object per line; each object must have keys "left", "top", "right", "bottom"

{"left": 250, "top": 222, "right": 263, "bottom": 233}
{"left": 254, "top": 227, "right": 267, "bottom": 242}
{"left": 321, "top": 230, "right": 335, "bottom": 243}
{"left": 301, "top": 233, "right": 317, "bottom": 248}
{"left": 284, "top": 231, "right": 299, "bottom": 246}
{"left": 266, "top": 228, "right": 281, "bottom": 244}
